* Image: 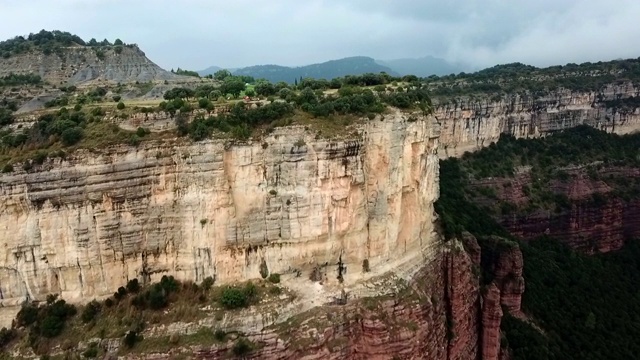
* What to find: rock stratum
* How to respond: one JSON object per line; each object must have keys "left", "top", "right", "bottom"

{"left": 0, "top": 44, "right": 181, "bottom": 85}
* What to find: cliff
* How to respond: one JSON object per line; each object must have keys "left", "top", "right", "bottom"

{"left": 0, "top": 44, "right": 182, "bottom": 85}
{"left": 473, "top": 166, "right": 640, "bottom": 253}
{"left": 435, "top": 83, "right": 640, "bottom": 157}
{"left": 0, "top": 110, "right": 441, "bottom": 328}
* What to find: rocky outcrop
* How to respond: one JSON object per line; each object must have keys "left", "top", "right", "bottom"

{"left": 0, "top": 45, "right": 183, "bottom": 84}
{"left": 445, "top": 239, "right": 481, "bottom": 360}
{"left": 435, "top": 83, "right": 640, "bottom": 157}
{"left": 481, "top": 284, "right": 503, "bottom": 360}
{"left": 0, "top": 111, "right": 441, "bottom": 328}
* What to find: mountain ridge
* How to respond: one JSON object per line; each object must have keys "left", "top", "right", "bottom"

{"left": 225, "top": 56, "right": 398, "bottom": 83}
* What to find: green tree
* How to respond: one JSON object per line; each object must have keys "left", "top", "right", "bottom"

{"left": 255, "top": 81, "right": 276, "bottom": 97}
{"left": 114, "top": 39, "right": 123, "bottom": 46}
{"left": 117, "top": 102, "right": 125, "bottom": 110}
{"left": 221, "top": 77, "right": 246, "bottom": 98}
{"left": 214, "top": 69, "right": 232, "bottom": 81}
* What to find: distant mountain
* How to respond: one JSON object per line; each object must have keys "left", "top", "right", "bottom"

{"left": 197, "top": 66, "right": 222, "bottom": 76}
{"left": 377, "top": 56, "right": 465, "bottom": 77}
{"left": 231, "top": 56, "right": 398, "bottom": 83}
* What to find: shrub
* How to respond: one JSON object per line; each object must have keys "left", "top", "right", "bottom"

{"left": 362, "top": 259, "right": 370, "bottom": 272}
{"left": 128, "top": 135, "right": 140, "bottom": 146}
{"left": 136, "top": 127, "right": 149, "bottom": 137}
{"left": 73, "top": 104, "right": 82, "bottom": 111}
{"left": 214, "top": 329, "right": 226, "bottom": 342}
{"left": 148, "top": 285, "right": 168, "bottom": 310}
{"left": 202, "top": 276, "right": 214, "bottom": 291}
{"left": 259, "top": 260, "right": 269, "bottom": 279}
{"left": 112, "top": 95, "right": 121, "bottom": 102}
{"left": 268, "top": 273, "right": 280, "bottom": 284}
{"left": 2, "top": 164, "right": 13, "bottom": 173}
{"left": 232, "top": 338, "right": 254, "bottom": 356}
{"left": 81, "top": 300, "right": 101, "bottom": 323}
{"left": 104, "top": 298, "right": 114, "bottom": 308}
{"left": 126, "top": 278, "right": 141, "bottom": 293}
{"left": 220, "top": 287, "right": 248, "bottom": 309}
{"left": 0, "top": 327, "right": 16, "bottom": 348}
{"left": 82, "top": 343, "right": 98, "bottom": 358}
{"left": 123, "top": 331, "right": 142, "bottom": 348}
{"left": 61, "top": 127, "right": 83, "bottom": 146}
{"left": 117, "top": 102, "right": 125, "bottom": 110}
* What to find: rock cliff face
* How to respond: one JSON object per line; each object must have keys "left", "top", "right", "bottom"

{"left": 474, "top": 166, "right": 640, "bottom": 253}
{"left": 0, "top": 111, "right": 441, "bottom": 327}
{"left": 0, "top": 45, "right": 181, "bottom": 84}
{"left": 435, "top": 83, "right": 640, "bottom": 157}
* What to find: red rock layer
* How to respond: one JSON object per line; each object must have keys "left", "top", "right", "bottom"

{"left": 475, "top": 167, "right": 640, "bottom": 253}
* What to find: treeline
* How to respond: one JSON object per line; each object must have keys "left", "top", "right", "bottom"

{"left": 426, "top": 57, "right": 640, "bottom": 98}
{"left": 0, "top": 29, "right": 126, "bottom": 58}
{"left": 0, "top": 73, "right": 42, "bottom": 87}
{"left": 164, "top": 73, "right": 432, "bottom": 141}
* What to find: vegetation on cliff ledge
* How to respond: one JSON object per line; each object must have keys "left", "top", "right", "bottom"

{"left": 436, "top": 127, "right": 640, "bottom": 360}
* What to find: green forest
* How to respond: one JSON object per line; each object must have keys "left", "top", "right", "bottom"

{"left": 435, "top": 127, "right": 640, "bottom": 360}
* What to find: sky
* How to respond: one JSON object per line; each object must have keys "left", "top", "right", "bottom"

{"left": 1, "top": 0, "right": 639, "bottom": 71}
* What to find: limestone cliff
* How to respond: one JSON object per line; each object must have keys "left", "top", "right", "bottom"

{"left": 435, "top": 83, "right": 640, "bottom": 157}
{"left": 0, "top": 111, "right": 441, "bottom": 327}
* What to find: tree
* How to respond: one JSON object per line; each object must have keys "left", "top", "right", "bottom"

{"left": 221, "top": 77, "right": 246, "bottom": 98}
{"left": 114, "top": 39, "right": 123, "bottom": 46}
{"left": 214, "top": 69, "right": 232, "bottom": 81}
{"left": 61, "top": 127, "right": 83, "bottom": 146}
{"left": 117, "top": 102, "right": 125, "bottom": 110}
{"left": 198, "top": 98, "right": 211, "bottom": 109}
{"left": 255, "top": 81, "right": 276, "bottom": 97}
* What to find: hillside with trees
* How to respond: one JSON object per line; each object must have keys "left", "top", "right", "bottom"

{"left": 436, "top": 127, "right": 640, "bottom": 359}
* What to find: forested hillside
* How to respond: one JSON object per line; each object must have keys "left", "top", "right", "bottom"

{"left": 436, "top": 127, "right": 640, "bottom": 360}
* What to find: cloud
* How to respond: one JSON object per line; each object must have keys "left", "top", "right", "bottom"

{"left": 0, "top": 0, "right": 638, "bottom": 71}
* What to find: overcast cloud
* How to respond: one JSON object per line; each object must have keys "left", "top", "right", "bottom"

{"left": 0, "top": 0, "right": 639, "bottom": 71}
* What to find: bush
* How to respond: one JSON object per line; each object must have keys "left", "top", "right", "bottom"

{"left": 202, "top": 276, "right": 214, "bottom": 291}
{"left": 2, "top": 164, "right": 13, "bottom": 173}
{"left": 148, "top": 285, "right": 168, "bottom": 310}
{"left": 0, "top": 327, "right": 16, "bottom": 348}
{"left": 232, "top": 338, "right": 254, "bottom": 356}
{"left": 214, "top": 329, "right": 226, "bottom": 342}
{"left": 268, "top": 273, "right": 280, "bottom": 284}
{"left": 82, "top": 343, "right": 98, "bottom": 358}
{"left": 104, "top": 298, "right": 114, "bottom": 308}
{"left": 81, "top": 300, "right": 101, "bottom": 323}
{"left": 112, "top": 95, "right": 121, "bottom": 102}
{"left": 117, "top": 102, "right": 125, "bottom": 110}
{"left": 61, "top": 127, "right": 83, "bottom": 146}
{"left": 123, "top": 331, "right": 142, "bottom": 348}
{"left": 126, "top": 278, "right": 141, "bottom": 293}
{"left": 220, "top": 287, "right": 248, "bottom": 309}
